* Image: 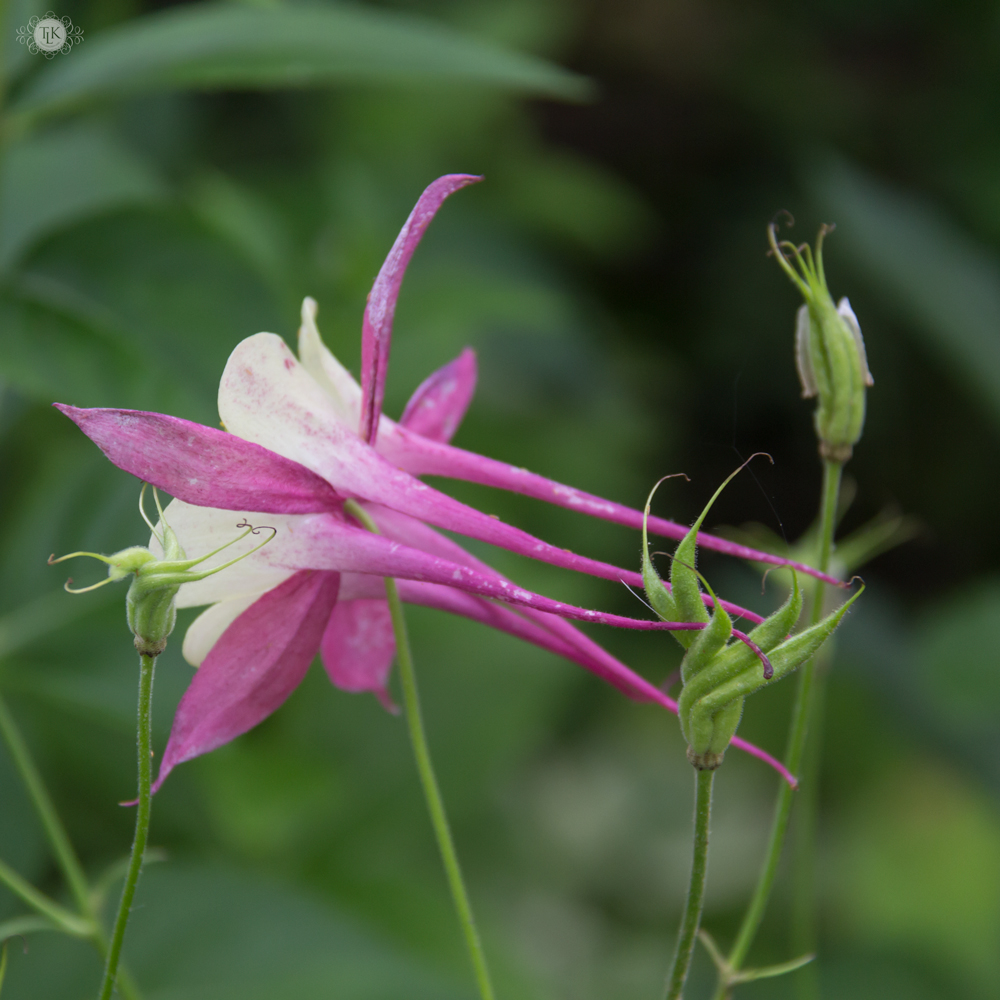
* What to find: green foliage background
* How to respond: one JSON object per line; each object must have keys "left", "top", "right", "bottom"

{"left": 0, "top": 0, "right": 998, "bottom": 997}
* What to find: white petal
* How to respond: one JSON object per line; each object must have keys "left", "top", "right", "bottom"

{"left": 837, "top": 297, "right": 874, "bottom": 387}
{"left": 296, "top": 297, "right": 363, "bottom": 425}
{"left": 151, "top": 498, "right": 297, "bottom": 608}
{"left": 182, "top": 593, "right": 263, "bottom": 666}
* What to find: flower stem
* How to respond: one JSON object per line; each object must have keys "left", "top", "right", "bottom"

{"left": 384, "top": 576, "right": 496, "bottom": 1000}
{"left": 716, "top": 459, "right": 842, "bottom": 991}
{"left": 98, "top": 652, "right": 156, "bottom": 1000}
{"left": 342, "top": 499, "right": 495, "bottom": 1000}
{"left": 665, "top": 767, "right": 715, "bottom": 1000}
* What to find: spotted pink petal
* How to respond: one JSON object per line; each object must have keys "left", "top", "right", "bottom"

{"left": 152, "top": 570, "right": 340, "bottom": 792}
{"left": 320, "top": 598, "right": 397, "bottom": 711}
{"left": 375, "top": 424, "right": 843, "bottom": 588}
{"left": 54, "top": 405, "right": 341, "bottom": 514}
{"left": 398, "top": 348, "right": 477, "bottom": 443}
{"left": 360, "top": 174, "right": 482, "bottom": 443}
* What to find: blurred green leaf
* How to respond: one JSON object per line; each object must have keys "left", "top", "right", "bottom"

{"left": 0, "top": 283, "right": 142, "bottom": 407}
{"left": 915, "top": 579, "right": 1000, "bottom": 740}
{"left": 18, "top": 207, "right": 286, "bottom": 420}
{"left": 826, "top": 761, "right": 1000, "bottom": 997}
{"left": 187, "top": 172, "right": 293, "bottom": 296}
{"left": 810, "top": 158, "right": 1000, "bottom": 428}
{"left": 0, "top": 123, "right": 166, "bottom": 270}
{"left": 0, "top": 862, "right": 473, "bottom": 998}
{"left": 10, "top": 2, "right": 590, "bottom": 127}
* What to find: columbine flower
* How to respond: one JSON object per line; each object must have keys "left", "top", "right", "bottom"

{"left": 54, "top": 176, "right": 826, "bottom": 790}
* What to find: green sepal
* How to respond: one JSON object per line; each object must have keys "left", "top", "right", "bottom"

{"left": 697, "top": 584, "right": 863, "bottom": 718}
{"left": 683, "top": 581, "right": 860, "bottom": 759}
{"left": 641, "top": 482, "right": 678, "bottom": 624}
{"left": 668, "top": 465, "right": 751, "bottom": 646}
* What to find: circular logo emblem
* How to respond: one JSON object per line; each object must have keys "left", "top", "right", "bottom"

{"left": 33, "top": 16, "right": 66, "bottom": 52}
{"left": 17, "top": 11, "right": 83, "bottom": 58}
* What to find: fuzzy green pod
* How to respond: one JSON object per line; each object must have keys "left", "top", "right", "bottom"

{"left": 685, "top": 586, "right": 863, "bottom": 754}
{"left": 771, "top": 223, "right": 873, "bottom": 463}
{"left": 678, "top": 574, "right": 802, "bottom": 728}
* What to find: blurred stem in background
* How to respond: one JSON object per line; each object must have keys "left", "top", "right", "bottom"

{"left": 346, "top": 500, "right": 496, "bottom": 1000}
{"left": 0, "top": 695, "right": 142, "bottom": 999}
{"left": 717, "top": 458, "right": 842, "bottom": 997}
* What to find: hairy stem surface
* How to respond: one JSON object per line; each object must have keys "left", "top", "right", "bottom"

{"left": 98, "top": 652, "right": 155, "bottom": 1000}
{"left": 665, "top": 767, "right": 715, "bottom": 1000}
{"left": 717, "top": 460, "right": 842, "bottom": 993}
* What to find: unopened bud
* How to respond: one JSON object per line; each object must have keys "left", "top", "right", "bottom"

{"left": 771, "top": 222, "right": 873, "bottom": 463}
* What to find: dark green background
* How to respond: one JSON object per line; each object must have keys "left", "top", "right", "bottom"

{"left": 0, "top": 0, "right": 997, "bottom": 997}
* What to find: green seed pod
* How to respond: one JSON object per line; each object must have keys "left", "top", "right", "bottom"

{"left": 687, "top": 585, "right": 863, "bottom": 741}
{"left": 678, "top": 574, "right": 801, "bottom": 726}
{"left": 770, "top": 223, "right": 873, "bottom": 463}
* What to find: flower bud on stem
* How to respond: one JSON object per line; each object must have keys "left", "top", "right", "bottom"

{"left": 51, "top": 485, "right": 277, "bottom": 999}
{"left": 768, "top": 220, "right": 873, "bottom": 463}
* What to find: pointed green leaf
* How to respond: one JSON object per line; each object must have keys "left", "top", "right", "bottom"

{"left": 10, "top": 3, "right": 591, "bottom": 128}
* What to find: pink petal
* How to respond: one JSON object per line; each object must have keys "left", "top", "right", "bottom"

{"left": 398, "top": 348, "right": 477, "bottom": 443}
{"left": 152, "top": 570, "right": 340, "bottom": 792}
{"left": 54, "top": 405, "right": 341, "bottom": 514}
{"left": 364, "top": 502, "right": 764, "bottom": 626}
{"left": 374, "top": 425, "right": 843, "bottom": 588}
{"left": 339, "top": 572, "right": 795, "bottom": 786}
{"left": 217, "top": 336, "right": 690, "bottom": 599}
{"left": 360, "top": 174, "right": 482, "bottom": 443}
{"left": 268, "top": 511, "right": 704, "bottom": 633}
{"left": 320, "top": 598, "right": 397, "bottom": 710}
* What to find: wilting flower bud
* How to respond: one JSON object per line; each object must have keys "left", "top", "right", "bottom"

{"left": 50, "top": 486, "right": 275, "bottom": 657}
{"left": 770, "top": 222, "right": 873, "bottom": 463}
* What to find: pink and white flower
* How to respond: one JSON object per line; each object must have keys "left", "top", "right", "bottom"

{"left": 56, "top": 175, "right": 821, "bottom": 790}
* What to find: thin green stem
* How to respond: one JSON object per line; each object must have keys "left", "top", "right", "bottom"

{"left": 717, "top": 460, "right": 842, "bottom": 993}
{"left": 665, "top": 768, "right": 715, "bottom": 1000}
{"left": 98, "top": 652, "right": 156, "bottom": 1000}
{"left": 0, "top": 856, "right": 93, "bottom": 936}
{"left": 385, "top": 578, "right": 496, "bottom": 1000}
{"left": 342, "top": 500, "right": 495, "bottom": 1000}
{"left": 789, "top": 657, "right": 827, "bottom": 1000}
{"left": 0, "top": 694, "right": 91, "bottom": 915}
